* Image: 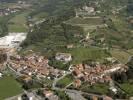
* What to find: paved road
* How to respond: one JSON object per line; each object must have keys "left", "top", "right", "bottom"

{"left": 66, "top": 89, "right": 86, "bottom": 100}
{"left": 52, "top": 71, "right": 108, "bottom": 100}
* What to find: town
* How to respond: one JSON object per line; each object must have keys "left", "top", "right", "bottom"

{"left": 0, "top": 0, "right": 133, "bottom": 100}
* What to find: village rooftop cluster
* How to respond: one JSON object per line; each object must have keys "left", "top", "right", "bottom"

{"left": 72, "top": 60, "right": 128, "bottom": 87}
{"left": 8, "top": 53, "right": 65, "bottom": 80}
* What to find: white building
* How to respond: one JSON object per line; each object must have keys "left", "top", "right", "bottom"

{"left": 109, "top": 86, "right": 118, "bottom": 94}
{"left": 55, "top": 53, "right": 72, "bottom": 62}
{"left": 104, "top": 67, "right": 121, "bottom": 74}
{"left": 0, "top": 73, "right": 3, "bottom": 78}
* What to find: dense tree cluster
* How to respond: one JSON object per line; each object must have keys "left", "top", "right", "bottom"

{"left": 127, "top": 0, "right": 133, "bottom": 16}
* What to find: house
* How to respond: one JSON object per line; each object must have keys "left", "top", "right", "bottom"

{"left": 26, "top": 93, "right": 35, "bottom": 100}
{"left": 43, "top": 90, "right": 54, "bottom": 98}
{"left": 92, "top": 96, "right": 98, "bottom": 100}
{"left": 74, "top": 79, "right": 81, "bottom": 87}
{"left": 22, "top": 76, "right": 32, "bottom": 83}
{"left": 66, "top": 44, "right": 74, "bottom": 48}
{"left": 0, "top": 73, "right": 3, "bottom": 78}
{"left": 82, "top": 5, "right": 95, "bottom": 14}
{"left": 55, "top": 53, "right": 72, "bottom": 62}
{"left": 43, "top": 90, "right": 59, "bottom": 100}
{"left": 73, "top": 68, "right": 84, "bottom": 78}
{"left": 75, "top": 4, "right": 95, "bottom": 17}
{"left": 109, "top": 86, "right": 118, "bottom": 94}
{"left": 105, "top": 57, "right": 118, "bottom": 64}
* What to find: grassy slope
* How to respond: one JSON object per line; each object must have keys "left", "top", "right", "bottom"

{"left": 67, "top": 47, "right": 110, "bottom": 64}
{"left": 0, "top": 76, "right": 23, "bottom": 99}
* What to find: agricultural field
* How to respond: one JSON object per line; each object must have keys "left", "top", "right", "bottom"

{"left": 64, "top": 17, "right": 105, "bottom": 32}
{"left": 8, "top": 11, "right": 29, "bottom": 32}
{"left": 110, "top": 49, "right": 131, "bottom": 64}
{"left": 65, "top": 17, "right": 103, "bottom": 25}
{"left": 0, "top": 76, "right": 23, "bottom": 99}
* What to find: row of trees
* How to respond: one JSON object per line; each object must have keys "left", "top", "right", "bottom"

{"left": 0, "top": 18, "right": 8, "bottom": 37}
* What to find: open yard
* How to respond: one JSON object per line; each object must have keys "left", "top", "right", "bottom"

{"left": 8, "top": 11, "right": 29, "bottom": 32}
{"left": 0, "top": 76, "right": 23, "bottom": 99}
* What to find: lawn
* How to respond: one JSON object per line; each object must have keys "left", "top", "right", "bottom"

{"left": 8, "top": 11, "right": 29, "bottom": 32}
{"left": 0, "top": 76, "right": 23, "bottom": 99}
{"left": 119, "top": 82, "right": 133, "bottom": 96}
{"left": 67, "top": 47, "right": 110, "bottom": 64}
{"left": 56, "top": 74, "right": 74, "bottom": 88}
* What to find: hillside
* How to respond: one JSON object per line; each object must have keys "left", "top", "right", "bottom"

{"left": 0, "top": 0, "right": 133, "bottom": 99}
{"left": 20, "top": 0, "right": 133, "bottom": 62}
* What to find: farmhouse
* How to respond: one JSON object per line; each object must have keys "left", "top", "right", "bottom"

{"left": 75, "top": 5, "right": 95, "bottom": 17}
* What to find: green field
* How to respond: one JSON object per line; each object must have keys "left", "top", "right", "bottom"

{"left": 67, "top": 47, "right": 110, "bottom": 64}
{"left": 8, "top": 11, "right": 29, "bottom": 32}
{"left": 120, "top": 82, "right": 133, "bottom": 96}
{"left": 80, "top": 83, "right": 109, "bottom": 94}
{"left": 56, "top": 74, "right": 74, "bottom": 88}
{"left": 0, "top": 76, "right": 23, "bottom": 99}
